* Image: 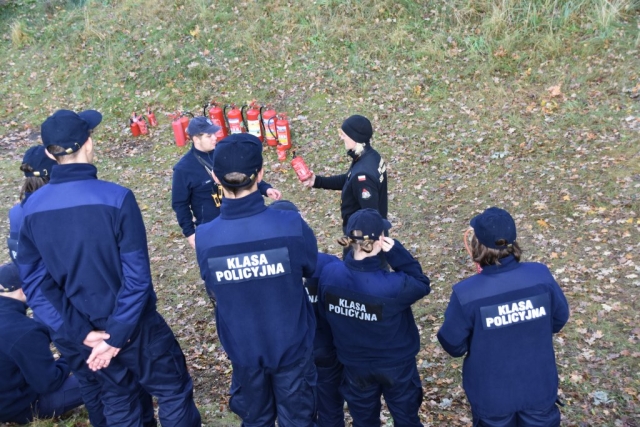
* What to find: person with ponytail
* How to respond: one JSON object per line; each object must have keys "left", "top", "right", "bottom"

{"left": 7, "top": 145, "right": 56, "bottom": 265}
{"left": 317, "top": 208, "right": 430, "bottom": 427}
{"left": 438, "top": 207, "right": 570, "bottom": 427}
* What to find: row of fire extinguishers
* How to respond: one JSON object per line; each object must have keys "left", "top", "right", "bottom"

{"left": 129, "top": 108, "right": 158, "bottom": 136}
{"left": 170, "top": 101, "right": 295, "bottom": 161}
{"left": 129, "top": 102, "right": 312, "bottom": 182}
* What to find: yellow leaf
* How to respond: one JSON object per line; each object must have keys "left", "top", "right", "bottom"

{"left": 536, "top": 219, "right": 549, "bottom": 228}
{"left": 562, "top": 195, "right": 570, "bottom": 201}
{"left": 550, "top": 252, "right": 558, "bottom": 259}
{"left": 190, "top": 25, "right": 200, "bottom": 38}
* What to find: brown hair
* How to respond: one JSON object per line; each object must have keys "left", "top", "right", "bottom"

{"left": 337, "top": 230, "right": 376, "bottom": 253}
{"left": 471, "top": 235, "right": 522, "bottom": 266}
{"left": 221, "top": 172, "right": 256, "bottom": 195}
{"left": 19, "top": 164, "right": 49, "bottom": 201}
{"left": 46, "top": 144, "right": 81, "bottom": 162}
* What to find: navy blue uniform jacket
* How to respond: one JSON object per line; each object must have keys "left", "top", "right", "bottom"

{"left": 7, "top": 201, "right": 23, "bottom": 264}
{"left": 17, "top": 164, "right": 156, "bottom": 349}
{"left": 313, "top": 146, "right": 387, "bottom": 229}
{"left": 0, "top": 297, "right": 70, "bottom": 422}
{"left": 318, "top": 241, "right": 430, "bottom": 367}
{"left": 172, "top": 145, "right": 273, "bottom": 237}
{"left": 437, "top": 256, "right": 570, "bottom": 417}
{"left": 196, "top": 191, "right": 317, "bottom": 369}
{"left": 305, "top": 252, "right": 341, "bottom": 353}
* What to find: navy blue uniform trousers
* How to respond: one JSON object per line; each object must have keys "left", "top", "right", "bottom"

{"left": 6, "top": 375, "right": 83, "bottom": 424}
{"left": 341, "top": 359, "right": 422, "bottom": 427}
{"left": 54, "top": 312, "right": 199, "bottom": 427}
{"left": 229, "top": 353, "right": 317, "bottom": 427}
{"left": 314, "top": 349, "right": 344, "bottom": 427}
{"left": 472, "top": 405, "right": 560, "bottom": 427}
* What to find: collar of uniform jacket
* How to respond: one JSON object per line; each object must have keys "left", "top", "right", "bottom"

{"left": 479, "top": 254, "right": 520, "bottom": 275}
{"left": 49, "top": 163, "right": 98, "bottom": 184}
{"left": 344, "top": 250, "right": 380, "bottom": 272}
{"left": 219, "top": 190, "right": 267, "bottom": 219}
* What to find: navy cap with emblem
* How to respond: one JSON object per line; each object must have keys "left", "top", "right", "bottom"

{"left": 187, "top": 116, "right": 221, "bottom": 137}
{"left": 213, "top": 133, "right": 263, "bottom": 188}
{"left": 346, "top": 208, "right": 391, "bottom": 241}
{"left": 470, "top": 207, "right": 517, "bottom": 249}
{"left": 41, "top": 109, "right": 102, "bottom": 155}
{"left": 0, "top": 263, "right": 21, "bottom": 292}
{"left": 22, "top": 145, "right": 56, "bottom": 178}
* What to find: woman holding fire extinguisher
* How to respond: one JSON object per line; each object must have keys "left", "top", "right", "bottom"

{"left": 301, "top": 115, "right": 388, "bottom": 256}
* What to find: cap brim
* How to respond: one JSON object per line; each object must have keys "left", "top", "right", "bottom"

{"left": 205, "top": 124, "right": 221, "bottom": 134}
{"left": 382, "top": 219, "right": 392, "bottom": 231}
{"left": 78, "top": 110, "right": 102, "bottom": 130}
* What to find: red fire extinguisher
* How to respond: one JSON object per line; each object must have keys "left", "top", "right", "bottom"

{"left": 261, "top": 106, "right": 278, "bottom": 147}
{"left": 171, "top": 112, "right": 186, "bottom": 147}
{"left": 276, "top": 113, "right": 292, "bottom": 150}
{"left": 205, "top": 101, "right": 228, "bottom": 140}
{"left": 225, "top": 104, "right": 246, "bottom": 134}
{"left": 179, "top": 112, "right": 192, "bottom": 141}
{"left": 130, "top": 114, "right": 141, "bottom": 137}
{"left": 291, "top": 154, "right": 312, "bottom": 181}
{"left": 136, "top": 114, "right": 148, "bottom": 135}
{"left": 244, "top": 101, "right": 264, "bottom": 142}
{"left": 146, "top": 107, "right": 158, "bottom": 127}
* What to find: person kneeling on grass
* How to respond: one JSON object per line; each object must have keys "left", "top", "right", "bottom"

{"left": 437, "top": 207, "right": 570, "bottom": 427}
{"left": 317, "top": 208, "right": 431, "bottom": 427}
{"left": 0, "top": 263, "right": 83, "bottom": 424}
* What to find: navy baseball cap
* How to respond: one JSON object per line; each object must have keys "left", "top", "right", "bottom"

{"left": 0, "top": 263, "right": 21, "bottom": 292}
{"left": 346, "top": 208, "right": 391, "bottom": 241}
{"left": 470, "top": 207, "right": 517, "bottom": 249}
{"left": 213, "top": 133, "right": 263, "bottom": 188}
{"left": 41, "top": 109, "right": 102, "bottom": 155}
{"left": 22, "top": 145, "right": 56, "bottom": 178}
{"left": 187, "top": 116, "right": 221, "bottom": 136}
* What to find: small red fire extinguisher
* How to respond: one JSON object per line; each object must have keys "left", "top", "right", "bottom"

{"left": 261, "top": 106, "right": 278, "bottom": 147}
{"left": 225, "top": 104, "right": 246, "bottom": 134}
{"left": 136, "top": 114, "right": 149, "bottom": 135}
{"left": 244, "top": 101, "right": 264, "bottom": 142}
{"left": 291, "top": 154, "right": 312, "bottom": 181}
{"left": 171, "top": 112, "right": 186, "bottom": 147}
{"left": 130, "top": 114, "right": 141, "bottom": 137}
{"left": 146, "top": 107, "right": 158, "bottom": 127}
{"left": 205, "top": 101, "right": 228, "bottom": 140}
{"left": 276, "top": 113, "right": 292, "bottom": 150}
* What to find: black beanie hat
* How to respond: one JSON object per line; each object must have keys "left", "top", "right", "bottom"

{"left": 341, "top": 115, "right": 373, "bottom": 143}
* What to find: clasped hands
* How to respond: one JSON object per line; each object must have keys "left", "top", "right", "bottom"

{"left": 84, "top": 330, "right": 121, "bottom": 372}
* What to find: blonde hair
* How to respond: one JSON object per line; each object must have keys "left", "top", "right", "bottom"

{"left": 337, "top": 230, "right": 376, "bottom": 253}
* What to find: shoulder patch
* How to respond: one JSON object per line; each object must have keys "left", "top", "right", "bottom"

{"left": 358, "top": 175, "right": 366, "bottom": 181}
{"left": 361, "top": 188, "right": 371, "bottom": 199}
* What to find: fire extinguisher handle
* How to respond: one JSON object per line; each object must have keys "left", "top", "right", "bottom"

{"left": 202, "top": 102, "right": 210, "bottom": 116}
{"left": 223, "top": 104, "right": 231, "bottom": 129}
{"left": 240, "top": 105, "right": 248, "bottom": 131}
{"left": 183, "top": 111, "right": 194, "bottom": 118}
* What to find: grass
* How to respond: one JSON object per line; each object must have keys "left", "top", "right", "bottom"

{"left": 0, "top": 0, "right": 639, "bottom": 425}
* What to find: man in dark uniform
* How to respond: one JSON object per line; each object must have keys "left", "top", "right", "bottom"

{"left": 0, "top": 262, "right": 83, "bottom": 424}
{"left": 196, "top": 134, "right": 318, "bottom": 426}
{"left": 301, "top": 114, "right": 387, "bottom": 234}
{"left": 17, "top": 109, "right": 201, "bottom": 426}
{"left": 437, "top": 207, "right": 570, "bottom": 427}
{"left": 172, "top": 116, "right": 281, "bottom": 249}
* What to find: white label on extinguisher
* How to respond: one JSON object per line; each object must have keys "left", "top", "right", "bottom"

{"left": 247, "top": 120, "right": 261, "bottom": 137}
{"left": 264, "top": 120, "right": 277, "bottom": 140}
{"left": 229, "top": 118, "right": 242, "bottom": 134}
{"left": 277, "top": 126, "right": 288, "bottom": 145}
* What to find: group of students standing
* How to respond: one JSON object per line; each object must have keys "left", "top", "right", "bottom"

{"left": 0, "top": 110, "right": 570, "bottom": 427}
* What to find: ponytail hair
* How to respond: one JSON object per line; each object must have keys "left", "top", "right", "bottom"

{"left": 19, "top": 163, "right": 49, "bottom": 201}
{"left": 337, "top": 230, "right": 376, "bottom": 253}
{"left": 471, "top": 235, "right": 522, "bottom": 266}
